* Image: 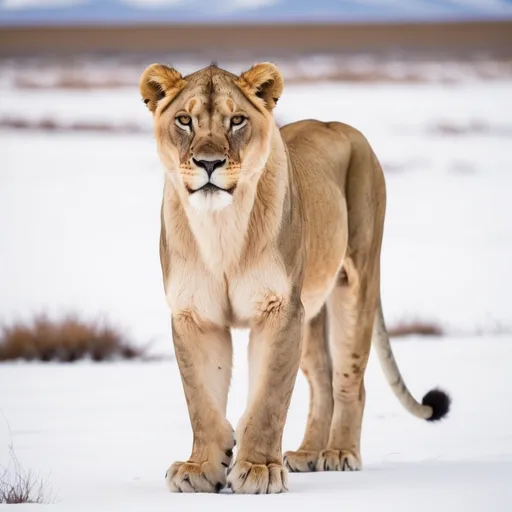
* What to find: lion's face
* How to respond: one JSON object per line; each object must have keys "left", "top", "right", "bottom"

{"left": 140, "top": 63, "right": 283, "bottom": 212}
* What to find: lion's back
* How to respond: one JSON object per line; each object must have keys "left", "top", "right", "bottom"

{"left": 281, "top": 119, "right": 360, "bottom": 188}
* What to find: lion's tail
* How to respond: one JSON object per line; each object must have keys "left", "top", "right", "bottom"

{"left": 372, "top": 299, "right": 451, "bottom": 421}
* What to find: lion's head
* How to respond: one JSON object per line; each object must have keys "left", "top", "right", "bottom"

{"left": 140, "top": 62, "right": 283, "bottom": 212}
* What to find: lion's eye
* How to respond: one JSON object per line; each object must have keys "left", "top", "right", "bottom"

{"left": 176, "top": 115, "right": 192, "bottom": 127}
{"left": 230, "top": 115, "right": 246, "bottom": 127}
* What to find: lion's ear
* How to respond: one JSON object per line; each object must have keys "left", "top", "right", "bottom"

{"left": 139, "top": 63, "right": 186, "bottom": 114}
{"left": 236, "top": 62, "right": 283, "bottom": 110}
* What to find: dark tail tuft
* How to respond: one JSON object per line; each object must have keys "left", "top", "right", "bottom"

{"left": 422, "top": 388, "right": 451, "bottom": 421}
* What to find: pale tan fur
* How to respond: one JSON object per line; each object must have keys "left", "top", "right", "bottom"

{"left": 141, "top": 62, "right": 446, "bottom": 494}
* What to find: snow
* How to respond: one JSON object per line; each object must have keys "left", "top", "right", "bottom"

{"left": 1, "top": 337, "right": 512, "bottom": 510}
{"left": 1, "top": 71, "right": 512, "bottom": 509}
{"left": 1, "top": 80, "right": 511, "bottom": 341}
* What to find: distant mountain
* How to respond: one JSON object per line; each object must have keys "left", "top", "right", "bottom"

{"left": 1, "top": 0, "right": 512, "bottom": 26}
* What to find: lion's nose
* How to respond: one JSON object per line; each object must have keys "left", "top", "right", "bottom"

{"left": 193, "top": 158, "right": 226, "bottom": 177}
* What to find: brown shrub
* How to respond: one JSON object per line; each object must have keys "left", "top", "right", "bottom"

{"left": 388, "top": 321, "right": 444, "bottom": 338}
{"left": 0, "top": 116, "right": 150, "bottom": 134}
{"left": 428, "top": 120, "right": 512, "bottom": 137}
{"left": 14, "top": 76, "right": 135, "bottom": 90}
{"left": 0, "top": 315, "right": 149, "bottom": 362}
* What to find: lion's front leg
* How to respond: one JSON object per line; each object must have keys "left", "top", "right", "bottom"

{"left": 166, "top": 312, "right": 235, "bottom": 493}
{"left": 227, "top": 295, "right": 304, "bottom": 494}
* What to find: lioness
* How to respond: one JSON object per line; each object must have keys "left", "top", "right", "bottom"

{"left": 140, "top": 62, "right": 450, "bottom": 494}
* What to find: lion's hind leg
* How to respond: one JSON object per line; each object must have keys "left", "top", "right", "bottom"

{"left": 317, "top": 251, "right": 380, "bottom": 472}
{"left": 284, "top": 305, "right": 333, "bottom": 473}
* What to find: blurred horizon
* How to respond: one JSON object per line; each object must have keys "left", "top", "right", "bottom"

{"left": 1, "top": 0, "right": 512, "bottom": 26}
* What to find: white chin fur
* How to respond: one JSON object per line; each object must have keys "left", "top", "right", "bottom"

{"left": 188, "top": 189, "right": 233, "bottom": 213}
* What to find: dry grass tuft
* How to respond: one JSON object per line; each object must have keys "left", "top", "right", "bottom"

{"left": 0, "top": 466, "right": 50, "bottom": 504}
{"left": 0, "top": 440, "right": 52, "bottom": 504}
{"left": 388, "top": 321, "right": 444, "bottom": 338}
{"left": 0, "top": 315, "right": 150, "bottom": 362}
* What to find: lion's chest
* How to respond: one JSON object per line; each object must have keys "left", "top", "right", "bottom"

{"left": 166, "top": 249, "right": 291, "bottom": 329}
{"left": 227, "top": 256, "right": 291, "bottom": 328}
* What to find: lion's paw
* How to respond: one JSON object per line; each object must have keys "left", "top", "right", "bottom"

{"left": 283, "top": 450, "right": 319, "bottom": 472}
{"left": 166, "top": 423, "right": 236, "bottom": 493}
{"left": 227, "top": 460, "right": 288, "bottom": 494}
{"left": 316, "top": 449, "right": 362, "bottom": 471}
{"left": 166, "top": 458, "right": 230, "bottom": 493}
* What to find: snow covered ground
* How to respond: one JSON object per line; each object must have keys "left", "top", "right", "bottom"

{"left": 1, "top": 337, "right": 511, "bottom": 510}
{"left": 1, "top": 78, "right": 511, "bottom": 342}
{"left": 1, "top": 68, "right": 511, "bottom": 509}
